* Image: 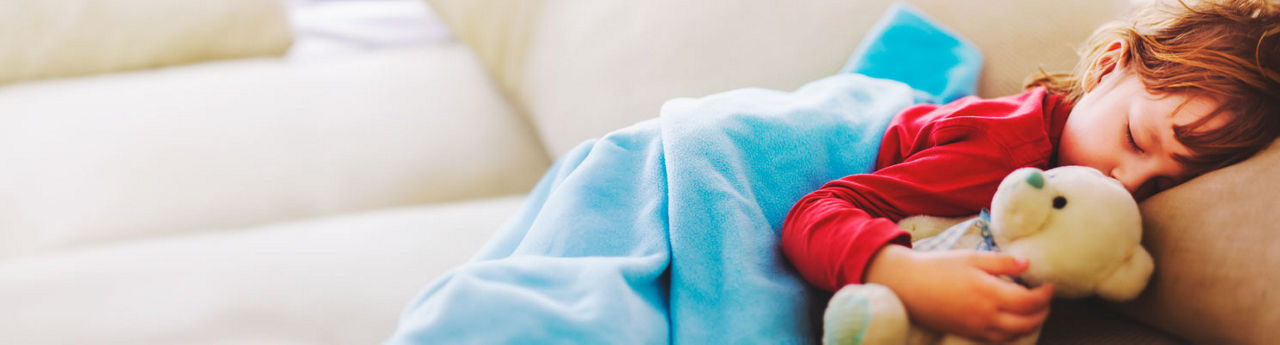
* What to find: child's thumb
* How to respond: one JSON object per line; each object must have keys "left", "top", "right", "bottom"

{"left": 970, "top": 252, "right": 1030, "bottom": 275}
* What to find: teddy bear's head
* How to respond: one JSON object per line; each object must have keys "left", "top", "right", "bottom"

{"left": 988, "top": 166, "right": 1154, "bottom": 301}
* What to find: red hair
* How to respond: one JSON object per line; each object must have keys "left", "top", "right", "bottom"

{"left": 1028, "top": 0, "right": 1280, "bottom": 175}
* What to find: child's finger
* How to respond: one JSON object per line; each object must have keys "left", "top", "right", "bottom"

{"left": 990, "top": 307, "right": 1050, "bottom": 339}
{"left": 979, "top": 273, "right": 1044, "bottom": 314}
{"left": 994, "top": 282, "right": 1054, "bottom": 315}
{"left": 967, "top": 251, "right": 1029, "bottom": 276}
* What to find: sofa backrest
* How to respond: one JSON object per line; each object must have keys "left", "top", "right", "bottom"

{"left": 427, "top": 0, "right": 1130, "bottom": 157}
{"left": 0, "top": 0, "right": 293, "bottom": 86}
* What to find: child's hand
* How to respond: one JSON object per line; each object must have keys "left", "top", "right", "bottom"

{"left": 864, "top": 245, "right": 1055, "bottom": 342}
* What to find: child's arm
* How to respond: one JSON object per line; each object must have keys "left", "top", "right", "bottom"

{"left": 782, "top": 91, "right": 1061, "bottom": 340}
{"left": 865, "top": 245, "right": 1055, "bottom": 342}
{"left": 781, "top": 92, "right": 1058, "bottom": 292}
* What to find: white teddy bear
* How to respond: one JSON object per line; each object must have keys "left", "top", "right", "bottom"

{"left": 822, "top": 166, "right": 1155, "bottom": 345}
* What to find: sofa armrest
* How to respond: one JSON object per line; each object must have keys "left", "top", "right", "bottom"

{"left": 0, "top": 44, "right": 548, "bottom": 258}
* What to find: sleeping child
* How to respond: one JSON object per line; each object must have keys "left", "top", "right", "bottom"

{"left": 782, "top": 0, "right": 1280, "bottom": 342}
{"left": 388, "top": 1, "right": 1279, "bottom": 343}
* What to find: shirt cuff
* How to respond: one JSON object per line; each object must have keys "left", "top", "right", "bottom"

{"left": 836, "top": 220, "right": 912, "bottom": 287}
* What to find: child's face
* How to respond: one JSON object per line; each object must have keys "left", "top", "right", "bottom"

{"left": 1057, "top": 66, "right": 1225, "bottom": 201}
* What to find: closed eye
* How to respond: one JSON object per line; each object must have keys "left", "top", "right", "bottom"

{"left": 1126, "top": 120, "right": 1145, "bottom": 153}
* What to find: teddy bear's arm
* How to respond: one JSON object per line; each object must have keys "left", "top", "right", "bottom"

{"left": 1095, "top": 246, "right": 1155, "bottom": 301}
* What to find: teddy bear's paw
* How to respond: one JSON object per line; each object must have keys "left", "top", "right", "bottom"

{"left": 823, "top": 284, "right": 909, "bottom": 345}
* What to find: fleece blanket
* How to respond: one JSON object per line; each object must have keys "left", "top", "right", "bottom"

{"left": 388, "top": 4, "right": 981, "bottom": 344}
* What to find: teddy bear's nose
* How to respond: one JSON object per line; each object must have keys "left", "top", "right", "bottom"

{"left": 1025, "top": 170, "right": 1045, "bottom": 189}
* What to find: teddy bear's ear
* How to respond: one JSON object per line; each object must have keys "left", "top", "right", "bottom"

{"left": 1095, "top": 246, "right": 1155, "bottom": 301}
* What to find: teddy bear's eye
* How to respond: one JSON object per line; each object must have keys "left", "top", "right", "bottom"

{"left": 1052, "top": 196, "right": 1067, "bottom": 209}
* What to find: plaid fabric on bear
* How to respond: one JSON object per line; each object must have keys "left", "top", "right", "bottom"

{"left": 911, "top": 210, "right": 998, "bottom": 252}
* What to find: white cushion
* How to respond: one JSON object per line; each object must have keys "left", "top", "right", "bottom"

{"left": 287, "top": 0, "right": 454, "bottom": 59}
{"left": 0, "top": 194, "right": 524, "bottom": 345}
{"left": 426, "top": 0, "right": 1130, "bottom": 157}
{"left": 0, "top": 44, "right": 548, "bottom": 258}
{"left": 0, "top": 0, "right": 293, "bottom": 85}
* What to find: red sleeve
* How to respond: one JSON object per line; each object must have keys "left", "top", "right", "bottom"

{"left": 781, "top": 91, "right": 1057, "bottom": 292}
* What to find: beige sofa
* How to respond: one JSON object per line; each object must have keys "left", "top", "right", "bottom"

{"left": 1, "top": 0, "right": 1274, "bottom": 344}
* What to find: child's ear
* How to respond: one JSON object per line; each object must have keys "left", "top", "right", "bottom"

{"left": 1082, "top": 40, "right": 1130, "bottom": 93}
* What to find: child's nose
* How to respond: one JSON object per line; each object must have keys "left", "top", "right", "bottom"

{"left": 1108, "top": 168, "right": 1148, "bottom": 194}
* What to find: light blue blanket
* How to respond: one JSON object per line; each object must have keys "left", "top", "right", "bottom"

{"left": 388, "top": 4, "right": 981, "bottom": 344}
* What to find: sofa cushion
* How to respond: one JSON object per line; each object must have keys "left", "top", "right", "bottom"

{"left": 0, "top": 44, "right": 548, "bottom": 258}
{"left": 0, "top": 0, "right": 293, "bottom": 85}
{"left": 426, "top": 0, "right": 1129, "bottom": 157}
{"left": 1118, "top": 140, "right": 1280, "bottom": 345}
{"left": 0, "top": 194, "right": 524, "bottom": 345}
{"left": 1041, "top": 299, "right": 1183, "bottom": 345}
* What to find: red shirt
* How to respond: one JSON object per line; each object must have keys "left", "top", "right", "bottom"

{"left": 780, "top": 87, "right": 1072, "bottom": 292}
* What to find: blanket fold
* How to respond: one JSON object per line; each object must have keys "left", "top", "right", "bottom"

{"left": 389, "top": 74, "right": 916, "bottom": 344}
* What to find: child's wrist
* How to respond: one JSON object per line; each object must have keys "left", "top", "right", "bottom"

{"left": 864, "top": 244, "right": 914, "bottom": 287}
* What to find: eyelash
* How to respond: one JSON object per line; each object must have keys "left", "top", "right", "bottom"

{"left": 1126, "top": 121, "right": 1145, "bottom": 153}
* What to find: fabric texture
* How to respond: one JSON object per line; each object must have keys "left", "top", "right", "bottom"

{"left": 0, "top": 0, "right": 293, "bottom": 85}
{"left": 840, "top": 3, "right": 980, "bottom": 105}
{"left": 423, "top": 0, "right": 1128, "bottom": 157}
{"left": 0, "top": 195, "right": 525, "bottom": 345}
{"left": 1041, "top": 299, "right": 1183, "bottom": 345}
{"left": 783, "top": 88, "right": 1071, "bottom": 292}
{"left": 1117, "top": 139, "right": 1280, "bottom": 345}
{"left": 387, "top": 4, "right": 980, "bottom": 343}
{"left": 287, "top": 0, "right": 453, "bottom": 59}
{"left": 0, "top": 45, "right": 547, "bottom": 258}
{"left": 910, "top": 211, "right": 996, "bottom": 252}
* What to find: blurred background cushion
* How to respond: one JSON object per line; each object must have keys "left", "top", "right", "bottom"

{"left": 0, "top": 45, "right": 548, "bottom": 258}
{"left": 0, "top": 195, "right": 523, "bottom": 345}
{"left": 287, "top": 0, "right": 454, "bottom": 59}
{"left": 426, "top": 0, "right": 1130, "bottom": 157}
{"left": 1121, "top": 140, "right": 1280, "bottom": 345}
{"left": 0, "top": 0, "right": 293, "bottom": 85}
